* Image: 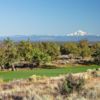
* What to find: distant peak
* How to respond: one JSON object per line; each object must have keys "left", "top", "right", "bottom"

{"left": 67, "top": 30, "right": 88, "bottom": 36}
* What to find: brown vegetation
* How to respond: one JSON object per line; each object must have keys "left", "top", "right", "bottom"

{"left": 0, "top": 69, "right": 100, "bottom": 100}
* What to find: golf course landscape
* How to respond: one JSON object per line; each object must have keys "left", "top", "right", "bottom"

{"left": 0, "top": 0, "right": 100, "bottom": 99}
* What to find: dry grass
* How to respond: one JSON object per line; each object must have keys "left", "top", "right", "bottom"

{"left": 0, "top": 78, "right": 4, "bottom": 84}
{"left": 0, "top": 69, "right": 100, "bottom": 100}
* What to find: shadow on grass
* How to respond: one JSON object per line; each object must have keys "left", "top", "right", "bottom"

{"left": 41, "top": 65, "right": 60, "bottom": 69}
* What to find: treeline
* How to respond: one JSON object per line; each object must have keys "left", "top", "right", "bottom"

{"left": 0, "top": 38, "right": 100, "bottom": 70}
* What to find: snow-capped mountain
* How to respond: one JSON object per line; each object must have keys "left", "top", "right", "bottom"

{"left": 67, "top": 30, "right": 88, "bottom": 36}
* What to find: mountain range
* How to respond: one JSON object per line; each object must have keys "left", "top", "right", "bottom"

{"left": 0, "top": 30, "right": 100, "bottom": 42}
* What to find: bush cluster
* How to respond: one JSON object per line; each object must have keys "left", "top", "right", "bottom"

{"left": 0, "top": 38, "right": 100, "bottom": 70}
{"left": 60, "top": 74, "right": 84, "bottom": 95}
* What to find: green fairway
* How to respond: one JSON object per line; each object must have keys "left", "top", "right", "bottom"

{"left": 0, "top": 65, "right": 100, "bottom": 81}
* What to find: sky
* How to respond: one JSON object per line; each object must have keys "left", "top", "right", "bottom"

{"left": 0, "top": 0, "right": 100, "bottom": 36}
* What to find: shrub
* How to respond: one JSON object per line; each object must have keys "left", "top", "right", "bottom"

{"left": 60, "top": 74, "right": 85, "bottom": 95}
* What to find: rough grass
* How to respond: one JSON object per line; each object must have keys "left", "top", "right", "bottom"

{"left": 0, "top": 65, "right": 100, "bottom": 81}
{"left": 0, "top": 69, "right": 100, "bottom": 100}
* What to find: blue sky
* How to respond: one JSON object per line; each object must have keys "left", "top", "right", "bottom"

{"left": 0, "top": 0, "right": 100, "bottom": 36}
